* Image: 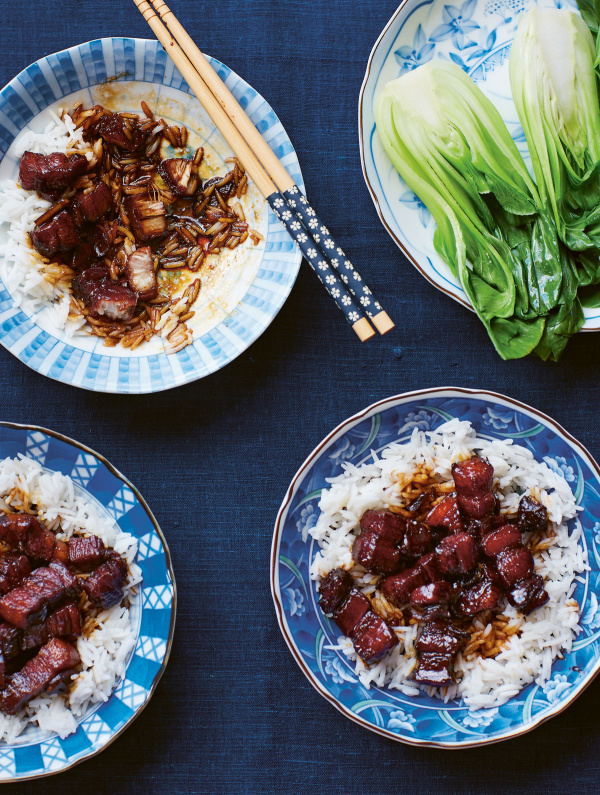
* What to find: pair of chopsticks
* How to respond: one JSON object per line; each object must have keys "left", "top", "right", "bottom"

{"left": 133, "top": 0, "right": 395, "bottom": 341}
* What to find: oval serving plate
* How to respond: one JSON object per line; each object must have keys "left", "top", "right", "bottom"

{"left": 271, "top": 388, "right": 600, "bottom": 747}
{"left": 0, "top": 38, "right": 303, "bottom": 393}
{"left": 359, "top": 0, "right": 600, "bottom": 332}
{"left": 0, "top": 422, "right": 175, "bottom": 780}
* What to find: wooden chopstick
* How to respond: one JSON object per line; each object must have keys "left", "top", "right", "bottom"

{"left": 150, "top": 0, "right": 394, "bottom": 336}
{"left": 132, "top": 0, "right": 384, "bottom": 341}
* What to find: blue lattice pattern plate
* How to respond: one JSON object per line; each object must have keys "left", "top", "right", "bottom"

{"left": 0, "top": 38, "right": 303, "bottom": 392}
{"left": 0, "top": 423, "right": 175, "bottom": 780}
{"left": 359, "top": 0, "right": 600, "bottom": 331}
{"left": 271, "top": 388, "right": 600, "bottom": 747}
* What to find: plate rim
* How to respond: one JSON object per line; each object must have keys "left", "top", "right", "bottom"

{"left": 357, "top": 3, "right": 600, "bottom": 333}
{"left": 0, "top": 36, "right": 303, "bottom": 394}
{"left": 0, "top": 420, "right": 176, "bottom": 781}
{"left": 270, "top": 386, "right": 600, "bottom": 748}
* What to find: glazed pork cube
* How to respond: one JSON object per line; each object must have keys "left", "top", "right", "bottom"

{"left": 21, "top": 602, "right": 81, "bottom": 651}
{"left": 399, "top": 520, "right": 437, "bottom": 558}
{"left": 30, "top": 210, "right": 79, "bottom": 258}
{"left": 435, "top": 533, "right": 478, "bottom": 577}
{"left": 412, "top": 653, "right": 453, "bottom": 686}
{"left": 73, "top": 265, "right": 137, "bottom": 322}
{"left": 495, "top": 546, "right": 535, "bottom": 589}
{"left": 0, "top": 624, "right": 21, "bottom": 661}
{"left": 0, "top": 638, "right": 80, "bottom": 715}
{"left": 0, "top": 562, "right": 79, "bottom": 629}
{"left": 457, "top": 578, "right": 502, "bottom": 616}
{"left": 332, "top": 589, "right": 370, "bottom": 637}
{"left": 352, "top": 529, "right": 401, "bottom": 575}
{"left": 379, "top": 566, "right": 427, "bottom": 607}
{"left": 415, "top": 620, "right": 468, "bottom": 656}
{"left": 452, "top": 456, "right": 495, "bottom": 519}
{"left": 409, "top": 582, "right": 459, "bottom": 606}
{"left": 359, "top": 510, "right": 406, "bottom": 544}
{"left": 318, "top": 569, "right": 353, "bottom": 615}
{"left": 425, "top": 493, "right": 464, "bottom": 534}
{"left": 125, "top": 247, "right": 158, "bottom": 301}
{"left": 124, "top": 194, "right": 166, "bottom": 241}
{"left": 481, "top": 525, "right": 522, "bottom": 559}
{"left": 19, "top": 151, "right": 87, "bottom": 193}
{"left": 417, "top": 551, "right": 441, "bottom": 582}
{"left": 0, "top": 514, "right": 66, "bottom": 565}
{"left": 0, "top": 555, "right": 31, "bottom": 597}
{"left": 517, "top": 495, "right": 548, "bottom": 534}
{"left": 69, "top": 242, "right": 98, "bottom": 271}
{"left": 71, "top": 181, "right": 112, "bottom": 225}
{"left": 81, "top": 552, "right": 128, "bottom": 609}
{"left": 93, "top": 113, "right": 145, "bottom": 151}
{"left": 68, "top": 535, "right": 106, "bottom": 573}
{"left": 351, "top": 612, "right": 398, "bottom": 663}
{"left": 508, "top": 574, "right": 549, "bottom": 615}
{"left": 158, "top": 158, "right": 199, "bottom": 196}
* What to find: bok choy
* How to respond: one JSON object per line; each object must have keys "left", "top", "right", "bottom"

{"left": 375, "top": 60, "right": 565, "bottom": 360}
{"left": 509, "top": 8, "right": 600, "bottom": 253}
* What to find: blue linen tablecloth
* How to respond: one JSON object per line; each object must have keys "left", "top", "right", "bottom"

{"left": 1, "top": 0, "right": 599, "bottom": 792}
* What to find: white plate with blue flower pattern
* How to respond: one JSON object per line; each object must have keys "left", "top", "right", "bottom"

{"left": 272, "top": 387, "right": 600, "bottom": 747}
{"left": 359, "top": 0, "right": 600, "bottom": 331}
{"left": 0, "top": 38, "right": 303, "bottom": 393}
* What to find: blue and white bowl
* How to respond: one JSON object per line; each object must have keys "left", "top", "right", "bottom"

{"left": 0, "top": 38, "right": 303, "bottom": 392}
{"left": 359, "top": 0, "right": 600, "bottom": 331}
{"left": 271, "top": 388, "right": 600, "bottom": 747}
{"left": 0, "top": 423, "right": 175, "bottom": 779}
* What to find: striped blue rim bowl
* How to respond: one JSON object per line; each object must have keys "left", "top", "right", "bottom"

{"left": 0, "top": 423, "right": 175, "bottom": 780}
{"left": 271, "top": 388, "right": 600, "bottom": 747}
{"left": 0, "top": 38, "right": 303, "bottom": 393}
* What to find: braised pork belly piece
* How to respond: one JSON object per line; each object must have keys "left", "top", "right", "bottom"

{"left": 0, "top": 514, "right": 67, "bottom": 565}
{"left": 30, "top": 210, "right": 79, "bottom": 258}
{"left": 317, "top": 458, "right": 552, "bottom": 686}
{"left": 0, "top": 555, "right": 31, "bottom": 597}
{"left": 81, "top": 552, "right": 128, "bottom": 609}
{"left": 125, "top": 247, "right": 158, "bottom": 301}
{"left": 21, "top": 603, "right": 81, "bottom": 651}
{"left": 68, "top": 535, "right": 107, "bottom": 572}
{"left": 73, "top": 265, "right": 137, "bottom": 322}
{"left": 0, "top": 638, "right": 81, "bottom": 714}
{"left": 0, "top": 563, "right": 79, "bottom": 629}
{"left": 19, "top": 151, "right": 87, "bottom": 194}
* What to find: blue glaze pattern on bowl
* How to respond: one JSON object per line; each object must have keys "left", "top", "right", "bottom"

{"left": 0, "top": 423, "right": 175, "bottom": 780}
{"left": 271, "top": 388, "right": 600, "bottom": 747}
{"left": 359, "top": 0, "right": 600, "bottom": 331}
{"left": 0, "top": 38, "right": 303, "bottom": 393}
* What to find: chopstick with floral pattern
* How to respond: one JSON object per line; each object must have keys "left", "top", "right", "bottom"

{"left": 133, "top": 0, "right": 394, "bottom": 340}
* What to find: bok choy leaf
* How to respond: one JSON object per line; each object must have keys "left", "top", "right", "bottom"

{"left": 509, "top": 8, "right": 600, "bottom": 251}
{"left": 375, "top": 60, "right": 562, "bottom": 359}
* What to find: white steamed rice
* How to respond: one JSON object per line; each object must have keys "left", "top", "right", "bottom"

{"left": 0, "top": 455, "right": 141, "bottom": 742}
{"left": 306, "top": 418, "right": 588, "bottom": 712}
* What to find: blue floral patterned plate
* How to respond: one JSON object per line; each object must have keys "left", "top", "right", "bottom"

{"left": 0, "top": 423, "right": 175, "bottom": 780}
{"left": 271, "top": 388, "right": 600, "bottom": 747}
{"left": 359, "top": 0, "right": 600, "bottom": 331}
{"left": 0, "top": 38, "right": 303, "bottom": 392}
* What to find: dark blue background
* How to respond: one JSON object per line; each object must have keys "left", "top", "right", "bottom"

{"left": 1, "top": 0, "right": 599, "bottom": 792}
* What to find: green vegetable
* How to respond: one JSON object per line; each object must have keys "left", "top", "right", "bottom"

{"left": 574, "top": 0, "right": 600, "bottom": 75}
{"left": 375, "top": 60, "right": 563, "bottom": 359}
{"left": 509, "top": 8, "right": 600, "bottom": 251}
